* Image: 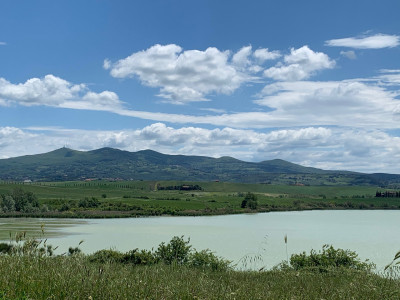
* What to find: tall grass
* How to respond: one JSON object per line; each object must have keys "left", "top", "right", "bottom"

{"left": 0, "top": 255, "right": 399, "bottom": 299}
{"left": 0, "top": 233, "right": 399, "bottom": 299}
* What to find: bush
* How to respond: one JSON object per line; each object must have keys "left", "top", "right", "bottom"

{"left": 0, "top": 243, "right": 13, "bottom": 254}
{"left": 155, "top": 236, "right": 192, "bottom": 265}
{"left": 78, "top": 197, "right": 100, "bottom": 208}
{"left": 68, "top": 247, "right": 82, "bottom": 256}
{"left": 59, "top": 203, "right": 70, "bottom": 212}
{"left": 288, "top": 245, "right": 374, "bottom": 272}
{"left": 123, "top": 249, "right": 157, "bottom": 265}
{"left": 89, "top": 249, "right": 125, "bottom": 263}
{"left": 88, "top": 237, "right": 229, "bottom": 270}
{"left": 241, "top": 192, "right": 258, "bottom": 209}
{"left": 189, "top": 249, "right": 231, "bottom": 271}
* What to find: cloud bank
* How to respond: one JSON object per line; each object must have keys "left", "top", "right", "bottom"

{"left": 1, "top": 124, "right": 399, "bottom": 173}
{"left": 326, "top": 34, "right": 400, "bottom": 49}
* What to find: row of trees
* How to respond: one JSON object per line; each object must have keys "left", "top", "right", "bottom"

{"left": 376, "top": 191, "right": 400, "bottom": 198}
{"left": 0, "top": 188, "right": 41, "bottom": 213}
{"left": 158, "top": 184, "right": 202, "bottom": 191}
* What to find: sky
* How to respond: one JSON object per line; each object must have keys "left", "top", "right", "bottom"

{"left": 0, "top": 0, "right": 400, "bottom": 173}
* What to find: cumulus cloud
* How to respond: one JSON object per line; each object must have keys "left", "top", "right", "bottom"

{"left": 105, "top": 44, "right": 246, "bottom": 103}
{"left": 253, "top": 48, "right": 281, "bottom": 62}
{"left": 264, "top": 46, "right": 335, "bottom": 81}
{"left": 340, "top": 50, "right": 357, "bottom": 59}
{"left": 1, "top": 124, "right": 399, "bottom": 173}
{"left": 232, "top": 46, "right": 253, "bottom": 69}
{"left": 0, "top": 74, "right": 124, "bottom": 110}
{"left": 1, "top": 74, "right": 398, "bottom": 130}
{"left": 110, "top": 71, "right": 400, "bottom": 129}
{"left": 255, "top": 79, "right": 398, "bottom": 128}
{"left": 105, "top": 44, "right": 281, "bottom": 103}
{"left": 325, "top": 33, "right": 400, "bottom": 49}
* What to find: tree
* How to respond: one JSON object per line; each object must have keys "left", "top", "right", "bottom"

{"left": 2, "top": 195, "right": 15, "bottom": 212}
{"left": 12, "top": 188, "right": 39, "bottom": 211}
{"left": 241, "top": 192, "right": 258, "bottom": 209}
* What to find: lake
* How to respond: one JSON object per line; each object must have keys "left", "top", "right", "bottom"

{"left": 1, "top": 210, "right": 399, "bottom": 271}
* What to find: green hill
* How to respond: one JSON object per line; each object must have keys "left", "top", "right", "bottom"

{"left": 0, "top": 147, "right": 399, "bottom": 186}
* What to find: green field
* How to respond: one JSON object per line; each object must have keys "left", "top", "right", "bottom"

{"left": 0, "top": 180, "right": 399, "bottom": 218}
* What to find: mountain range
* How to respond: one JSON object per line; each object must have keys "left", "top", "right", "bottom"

{"left": 0, "top": 147, "right": 399, "bottom": 186}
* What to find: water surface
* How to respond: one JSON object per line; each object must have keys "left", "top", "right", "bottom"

{"left": 1, "top": 210, "right": 399, "bottom": 271}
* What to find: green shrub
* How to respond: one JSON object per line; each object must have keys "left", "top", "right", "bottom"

{"left": 288, "top": 245, "right": 374, "bottom": 272}
{"left": 155, "top": 236, "right": 192, "bottom": 264}
{"left": 59, "top": 203, "right": 70, "bottom": 212}
{"left": 241, "top": 192, "right": 258, "bottom": 209}
{"left": 88, "top": 249, "right": 125, "bottom": 263}
{"left": 68, "top": 247, "right": 82, "bottom": 256}
{"left": 0, "top": 243, "right": 13, "bottom": 254}
{"left": 123, "top": 249, "right": 157, "bottom": 265}
{"left": 78, "top": 197, "right": 100, "bottom": 208}
{"left": 189, "top": 249, "right": 231, "bottom": 271}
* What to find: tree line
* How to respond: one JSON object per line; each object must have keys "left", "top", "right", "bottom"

{"left": 0, "top": 188, "right": 45, "bottom": 213}
{"left": 375, "top": 191, "right": 400, "bottom": 198}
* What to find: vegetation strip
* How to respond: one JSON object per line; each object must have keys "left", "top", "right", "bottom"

{"left": 0, "top": 235, "right": 399, "bottom": 299}
{"left": 1, "top": 181, "right": 400, "bottom": 220}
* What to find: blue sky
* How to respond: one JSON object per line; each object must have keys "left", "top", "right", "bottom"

{"left": 1, "top": 0, "right": 400, "bottom": 173}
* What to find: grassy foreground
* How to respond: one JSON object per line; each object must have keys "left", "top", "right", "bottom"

{"left": 0, "top": 255, "right": 399, "bottom": 300}
{"left": 0, "top": 236, "right": 399, "bottom": 299}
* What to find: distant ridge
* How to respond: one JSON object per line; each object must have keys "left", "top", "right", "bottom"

{"left": 0, "top": 147, "right": 399, "bottom": 186}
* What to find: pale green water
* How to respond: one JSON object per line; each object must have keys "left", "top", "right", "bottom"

{"left": 1, "top": 210, "right": 399, "bottom": 271}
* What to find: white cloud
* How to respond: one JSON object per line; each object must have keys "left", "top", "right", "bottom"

{"left": 1, "top": 124, "right": 399, "bottom": 173}
{"left": 1, "top": 74, "right": 398, "bottom": 131}
{"left": 105, "top": 44, "right": 283, "bottom": 103}
{"left": 255, "top": 79, "right": 398, "bottom": 128}
{"left": 103, "top": 59, "right": 111, "bottom": 70}
{"left": 108, "top": 71, "right": 400, "bottom": 128}
{"left": 376, "top": 69, "right": 400, "bottom": 86}
{"left": 326, "top": 34, "right": 400, "bottom": 49}
{"left": 0, "top": 74, "right": 124, "bottom": 110}
{"left": 264, "top": 46, "right": 335, "bottom": 81}
{"left": 253, "top": 48, "right": 281, "bottom": 62}
{"left": 0, "top": 75, "right": 84, "bottom": 106}
{"left": 232, "top": 46, "right": 252, "bottom": 69}
{"left": 0, "top": 42, "right": 6, "bottom": 46}
{"left": 340, "top": 50, "right": 357, "bottom": 60}
{"left": 105, "top": 44, "right": 249, "bottom": 103}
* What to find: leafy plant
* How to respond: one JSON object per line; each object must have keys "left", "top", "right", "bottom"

{"left": 88, "top": 249, "right": 125, "bottom": 263}
{"left": 286, "top": 245, "right": 374, "bottom": 272}
{"left": 155, "top": 236, "right": 192, "bottom": 264}
{"left": 123, "top": 249, "right": 157, "bottom": 265}
{"left": 241, "top": 192, "right": 258, "bottom": 209}
{"left": 189, "top": 249, "right": 230, "bottom": 271}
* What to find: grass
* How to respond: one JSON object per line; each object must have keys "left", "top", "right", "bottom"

{"left": 0, "top": 231, "right": 399, "bottom": 299}
{"left": 0, "top": 256, "right": 399, "bottom": 299}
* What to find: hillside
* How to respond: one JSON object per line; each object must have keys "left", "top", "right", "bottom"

{"left": 0, "top": 147, "right": 399, "bottom": 186}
